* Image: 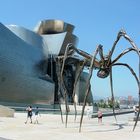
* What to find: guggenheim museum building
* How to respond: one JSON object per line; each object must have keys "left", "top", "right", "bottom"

{"left": 0, "top": 19, "right": 93, "bottom": 106}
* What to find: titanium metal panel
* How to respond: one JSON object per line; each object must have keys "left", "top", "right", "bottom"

{"left": 34, "top": 19, "right": 78, "bottom": 55}
{"left": 34, "top": 19, "right": 74, "bottom": 34}
{"left": 0, "top": 19, "right": 92, "bottom": 106}
{"left": 0, "top": 23, "right": 54, "bottom": 105}
{"left": 42, "top": 32, "right": 67, "bottom": 55}
{"left": 7, "top": 25, "right": 49, "bottom": 58}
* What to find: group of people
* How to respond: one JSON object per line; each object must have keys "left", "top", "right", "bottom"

{"left": 25, "top": 106, "right": 40, "bottom": 124}
{"left": 25, "top": 106, "right": 103, "bottom": 124}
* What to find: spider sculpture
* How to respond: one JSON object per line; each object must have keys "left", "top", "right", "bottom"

{"left": 56, "top": 30, "right": 140, "bottom": 132}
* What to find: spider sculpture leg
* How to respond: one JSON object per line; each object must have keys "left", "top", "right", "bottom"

{"left": 61, "top": 44, "right": 98, "bottom": 125}
{"left": 79, "top": 46, "right": 99, "bottom": 132}
{"left": 69, "top": 45, "right": 101, "bottom": 123}
{"left": 56, "top": 56, "right": 71, "bottom": 124}
{"left": 111, "top": 47, "right": 140, "bottom": 131}
{"left": 112, "top": 63, "right": 140, "bottom": 131}
{"left": 56, "top": 58, "right": 64, "bottom": 123}
{"left": 109, "top": 67, "right": 117, "bottom": 122}
{"left": 107, "top": 30, "right": 127, "bottom": 64}
{"left": 57, "top": 44, "right": 89, "bottom": 127}
{"left": 109, "top": 30, "right": 140, "bottom": 131}
{"left": 121, "top": 32, "right": 140, "bottom": 131}
{"left": 62, "top": 81, "right": 69, "bottom": 128}
{"left": 72, "top": 59, "right": 87, "bottom": 121}
{"left": 97, "top": 44, "right": 118, "bottom": 122}
{"left": 59, "top": 44, "right": 75, "bottom": 127}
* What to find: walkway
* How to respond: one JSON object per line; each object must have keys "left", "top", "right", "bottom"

{"left": 0, "top": 112, "right": 139, "bottom": 140}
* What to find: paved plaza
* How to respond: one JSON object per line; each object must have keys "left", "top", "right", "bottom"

{"left": 0, "top": 112, "right": 140, "bottom": 140}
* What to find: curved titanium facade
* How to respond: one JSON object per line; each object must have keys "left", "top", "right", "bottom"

{"left": 0, "top": 19, "right": 92, "bottom": 105}
{"left": 7, "top": 25, "right": 49, "bottom": 58}
{"left": 34, "top": 19, "right": 78, "bottom": 55}
{"left": 34, "top": 19, "right": 74, "bottom": 34}
{"left": 0, "top": 23, "right": 54, "bottom": 104}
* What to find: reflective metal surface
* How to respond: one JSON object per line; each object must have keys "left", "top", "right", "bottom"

{"left": 0, "top": 23, "right": 54, "bottom": 105}
{"left": 7, "top": 25, "right": 49, "bottom": 58}
{"left": 35, "top": 19, "right": 78, "bottom": 55}
{"left": 0, "top": 19, "right": 91, "bottom": 106}
{"left": 34, "top": 19, "right": 74, "bottom": 34}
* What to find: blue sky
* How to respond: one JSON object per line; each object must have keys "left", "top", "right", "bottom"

{"left": 0, "top": 0, "right": 140, "bottom": 99}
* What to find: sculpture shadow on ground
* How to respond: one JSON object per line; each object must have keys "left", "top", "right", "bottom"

{"left": 0, "top": 137, "right": 12, "bottom": 140}
{"left": 84, "top": 123, "right": 129, "bottom": 133}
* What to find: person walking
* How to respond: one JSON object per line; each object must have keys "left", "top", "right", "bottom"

{"left": 34, "top": 106, "right": 40, "bottom": 124}
{"left": 25, "top": 106, "right": 33, "bottom": 124}
{"left": 97, "top": 110, "right": 103, "bottom": 123}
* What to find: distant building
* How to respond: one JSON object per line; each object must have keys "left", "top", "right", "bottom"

{"left": 0, "top": 19, "right": 93, "bottom": 105}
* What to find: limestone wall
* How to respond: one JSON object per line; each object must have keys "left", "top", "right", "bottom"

{"left": 0, "top": 105, "right": 15, "bottom": 117}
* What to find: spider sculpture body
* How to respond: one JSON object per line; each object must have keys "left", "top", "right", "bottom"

{"left": 56, "top": 30, "right": 140, "bottom": 132}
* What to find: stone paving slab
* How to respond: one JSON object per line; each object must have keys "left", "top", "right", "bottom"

{"left": 0, "top": 112, "right": 140, "bottom": 140}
